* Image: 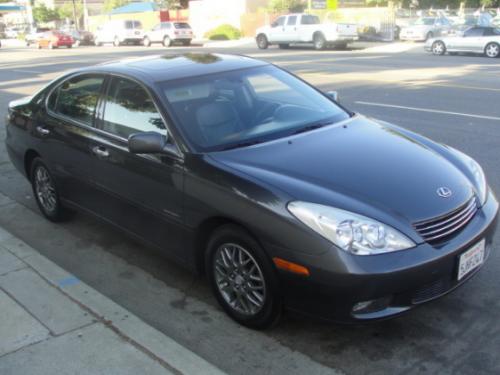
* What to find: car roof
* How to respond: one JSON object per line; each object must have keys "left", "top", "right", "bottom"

{"left": 81, "top": 53, "right": 269, "bottom": 83}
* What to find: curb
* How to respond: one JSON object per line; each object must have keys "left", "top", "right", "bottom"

{"left": 0, "top": 226, "right": 226, "bottom": 375}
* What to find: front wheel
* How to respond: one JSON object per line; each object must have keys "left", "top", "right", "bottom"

{"left": 113, "top": 37, "right": 121, "bottom": 47}
{"left": 143, "top": 37, "right": 151, "bottom": 47}
{"left": 431, "top": 40, "right": 446, "bottom": 55}
{"left": 485, "top": 42, "right": 500, "bottom": 58}
{"left": 313, "top": 33, "right": 326, "bottom": 50}
{"left": 163, "top": 36, "right": 171, "bottom": 47}
{"left": 256, "top": 34, "right": 268, "bottom": 49}
{"left": 206, "top": 225, "right": 282, "bottom": 329}
{"left": 30, "top": 158, "right": 71, "bottom": 222}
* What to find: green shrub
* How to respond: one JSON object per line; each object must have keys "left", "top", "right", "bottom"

{"left": 205, "top": 24, "right": 241, "bottom": 41}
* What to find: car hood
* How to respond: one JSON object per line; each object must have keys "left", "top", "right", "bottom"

{"left": 211, "top": 116, "right": 474, "bottom": 227}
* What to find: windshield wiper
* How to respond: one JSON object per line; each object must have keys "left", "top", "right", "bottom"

{"left": 221, "top": 139, "right": 265, "bottom": 151}
{"left": 291, "top": 120, "right": 334, "bottom": 135}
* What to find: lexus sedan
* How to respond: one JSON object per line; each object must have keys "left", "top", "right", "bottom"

{"left": 426, "top": 26, "right": 500, "bottom": 58}
{"left": 5, "top": 54, "right": 498, "bottom": 328}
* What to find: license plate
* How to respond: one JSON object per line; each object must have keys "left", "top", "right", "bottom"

{"left": 457, "top": 239, "right": 485, "bottom": 281}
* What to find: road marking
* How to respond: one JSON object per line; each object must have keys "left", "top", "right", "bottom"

{"left": 355, "top": 101, "right": 500, "bottom": 121}
{"left": 12, "top": 69, "right": 44, "bottom": 74}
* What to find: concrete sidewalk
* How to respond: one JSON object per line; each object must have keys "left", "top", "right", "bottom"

{"left": 0, "top": 223, "right": 225, "bottom": 375}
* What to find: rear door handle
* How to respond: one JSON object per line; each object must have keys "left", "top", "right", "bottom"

{"left": 36, "top": 126, "right": 50, "bottom": 136}
{"left": 92, "top": 146, "right": 110, "bottom": 158}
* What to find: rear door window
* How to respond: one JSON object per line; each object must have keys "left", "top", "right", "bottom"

{"left": 48, "top": 75, "right": 105, "bottom": 126}
{"left": 287, "top": 16, "right": 297, "bottom": 26}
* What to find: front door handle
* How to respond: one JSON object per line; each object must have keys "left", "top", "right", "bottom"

{"left": 92, "top": 146, "right": 110, "bottom": 158}
{"left": 36, "top": 126, "right": 50, "bottom": 136}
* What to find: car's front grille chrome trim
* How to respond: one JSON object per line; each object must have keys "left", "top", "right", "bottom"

{"left": 413, "top": 196, "right": 478, "bottom": 244}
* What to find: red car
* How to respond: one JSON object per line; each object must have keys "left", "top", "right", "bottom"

{"left": 37, "top": 31, "right": 73, "bottom": 49}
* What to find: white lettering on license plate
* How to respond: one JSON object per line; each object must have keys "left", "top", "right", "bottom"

{"left": 457, "top": 239, "right": 485, "bottom": 281}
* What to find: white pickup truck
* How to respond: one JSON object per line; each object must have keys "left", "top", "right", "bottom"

{"left": 256, "top": 13, "right": 358, "bottom": 50}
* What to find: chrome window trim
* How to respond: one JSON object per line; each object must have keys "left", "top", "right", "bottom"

{"left": 44, "top": 71, "right": 183, "bottom": 160}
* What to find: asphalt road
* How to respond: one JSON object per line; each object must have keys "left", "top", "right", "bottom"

{"left": 1, "top": 41, "right": 500, "bottom": 375}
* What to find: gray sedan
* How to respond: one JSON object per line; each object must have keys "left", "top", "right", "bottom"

{"left": 426, "top": 26, "right": 500, "bottom": 58}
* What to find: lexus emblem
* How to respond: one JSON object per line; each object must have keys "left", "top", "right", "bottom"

{"left": 437, "top": 187, "right": 452, "bottom": 198}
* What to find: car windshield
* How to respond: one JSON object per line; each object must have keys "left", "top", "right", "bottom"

{"left": 174, "top": 23, "right": 191, "bottom": 29}
{"left": 413, "top": 18, "right": 435, "bottom": 25}
{"left": 160, "top": 65, "right": 349, "bottom": 152}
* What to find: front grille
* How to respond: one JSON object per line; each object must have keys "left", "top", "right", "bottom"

{"left": 414, "top": 196, "right": 478, "bottom": 245}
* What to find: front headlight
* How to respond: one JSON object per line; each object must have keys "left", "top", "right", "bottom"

{"left": 451, "top": 148, "right": 488, "bottom": 205}
{"left": 288, "top": 202, "right": 415, "bottom": 255}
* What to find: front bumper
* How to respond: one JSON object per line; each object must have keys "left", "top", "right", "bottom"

{"left": 270, "top": 191, "right": 499, "bottom": 323}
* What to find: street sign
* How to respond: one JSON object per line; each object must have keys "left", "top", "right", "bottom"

{"left": 312, "top": 0, "right": 327, "bottom": 9}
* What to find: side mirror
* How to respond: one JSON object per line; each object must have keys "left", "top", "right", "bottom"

{"left": 128, "top": 131, "right": 169, "bottom": 154}
{"left": 326, "top": 91, "right": 339, "bottom": 102}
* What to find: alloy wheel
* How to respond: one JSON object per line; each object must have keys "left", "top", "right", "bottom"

{"left": 213, "top": 243, "right": 266, "bottom": 316}
{"left": 485, "top": 43, "right": 499, "bottom": 58}
{"left": 34, "top": 166, "right": 57, "bottom": 214}
{"left": 432, "top": 41, "right": 445, "bottom": 55}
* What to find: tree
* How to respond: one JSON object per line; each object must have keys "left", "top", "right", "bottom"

{"left": 57, "top": 2, "right": 83, "bottom": 21}
{"left": 268, "top": 0, "right": 306, "bottom": 13}
{"left": 33, "top": 4, "right": 60, "bottom": 23}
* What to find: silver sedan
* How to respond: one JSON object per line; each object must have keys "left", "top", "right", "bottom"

{"left": 425, "top": 26, "right": 500, "bottom": 58}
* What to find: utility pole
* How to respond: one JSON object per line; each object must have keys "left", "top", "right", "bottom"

{"left": 71, "top": 0, "right": 78, "bottom": 29}
{"left": 82, "top": 0, "right": 88, "bottom": 31}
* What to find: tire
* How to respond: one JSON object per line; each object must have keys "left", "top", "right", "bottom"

{"left": 431, "top": 40, "right": 446, "bottom": 56}
{"left": 143, "top": 37, "right": 151, "bottom": 47}
{"left": 256, "top": 34, "right": 268, "bottom": 49}
{"left": 278, "top": 43, "right": 289, "bottom": 49}
{"left": 163, "top": 36, "right": 171, "bottom": 47}
{"left": 206, "top": 224, "right": 282, "bottom": 329}
{"left": 485, "top": 42, "right": 500, "bottom": 58}
{"left": 425, "top": 32, "right": 434, "bottom": 41}
{"left": 30, "top": 158, "right": 71, "bottom": 222}
{"left": 48, "top": 42, "right": 54, "bottom": 50}
{"left": 313, "top": 32, "right": 326, "bottom": 50}
{"left": 113, "top": 37, "right": 121, "bottom": 47}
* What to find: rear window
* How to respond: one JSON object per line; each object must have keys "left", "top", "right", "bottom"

{"left": 125, "top": 20, "right": 142, "bottom": 29}
{"left": 173, "top": 23, "right": 190, "bottom": 29}
{"left": 301, "top": 15, "right": 320, "bottom": 25}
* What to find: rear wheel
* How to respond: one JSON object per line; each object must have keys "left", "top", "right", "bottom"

{"left": 431, "top": 40, "right": 446, "bottom": 55}
{"left": 163, "top": 35, "right": 171, "bottom": 47}
{"left": 143, "top": 37, "right": 151, "bottom": 47}
{"left": 256, "top": 34, "right": 268, "bottom": 49}
{"left": 113, "top": 37, "right": 121, "bottom": 47}
{"left": 313, "top": 33, "right": 326, "bottom": 50}
{"left": 485, "top": 42, "right": 500, "bottom": 58}
{"left": 206, "top": 225, "right": 282, "bottom": 329}
{"left": 30, "top": 158, "right": 71, "bottom": 222}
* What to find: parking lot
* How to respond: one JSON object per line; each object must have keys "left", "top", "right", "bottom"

{"left": 1, "top": 41, "right": 500, "bottom": 374}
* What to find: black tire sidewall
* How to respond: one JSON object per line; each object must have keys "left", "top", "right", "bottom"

{"left": 257, "top": 34, "right": 268, "bottom": 49}
{"left": 205, "top": 224, "right": 282, "bottom": 329}
{"left": 30, "top": 158, "right": 66, "bottom": 222}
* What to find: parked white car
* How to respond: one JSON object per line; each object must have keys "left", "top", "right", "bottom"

{"left": 25, "top": 27, "right": 50, "bottom": 46}
{"left": 425, "top": 26, "right": 500, "bottom": 58}
{"left": 143, "top": 21, "right": 193, "bottom": 47}
{"left": 255, "top": 13, "right": 358, "bottom": 50}
{"left": 400, "top": 17, "right": 452, "bottom": 41}
{"left": 95, "top": 20, "right": 144, "bottom": 46}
